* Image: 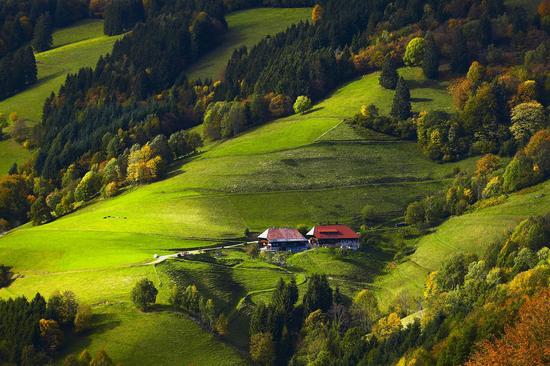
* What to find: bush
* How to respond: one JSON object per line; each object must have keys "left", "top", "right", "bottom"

{"left": 131, "top": 278, "right": 158, "bottom": 311}
{"left": 293, "top": 96, "right": 313, "bottom": 115}
{"left": 403, "top": 37, "right": 426, "bottom": 66}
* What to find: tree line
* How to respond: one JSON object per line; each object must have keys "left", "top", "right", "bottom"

{"left": 0, "top": 290, "right": 93, "bottom": 365}
{"left": 0, "top": 47, "right": 37, "bottom": 100}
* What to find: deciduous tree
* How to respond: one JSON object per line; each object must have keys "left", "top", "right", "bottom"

{"left": 131, "top": 278, "right": 158, "bottom": 311}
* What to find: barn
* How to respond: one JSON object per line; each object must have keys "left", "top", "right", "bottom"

{"left": 306, "top": 224, "right": 359, "bottom": 250}
{"left": 258, "top": 228, "right": 309, "bottom": 252}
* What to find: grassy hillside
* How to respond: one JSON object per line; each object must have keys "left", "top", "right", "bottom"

{"left": 0, "top": 138, "right": 31, "bottom": 175}
{"left": 373, "top": 180, "right": 550, "bottom": 310}
{"left": 0, "top": 19, "right": 121, "bottom": 125}
{"left": 0, "top": 20, "right": 120, "bottom": 175}
{"left": 187, "top": 7, "right": 312, "bottom": 80}
{"left": 0, "top": 66, "right": 473, "bottom": 363}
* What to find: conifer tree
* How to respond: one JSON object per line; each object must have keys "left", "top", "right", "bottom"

{"left": 391, "top": 77, "right": 412, "bottom": 120}
{"left": 422, "top": 32, "right": 439, "bottom": 79}
{"left": 32, "top": 13, "right": 53, "bottom": 52}
{"left": 379, "top": 57, "right": 399, "bottom": 89}
{"left": 8, "top": 163, "right": 18, "bottom": 175}
{"left": 450, "top": 28, "right": 469, "bottom": 74}
{"left": 23, "top": 47, "right": 38, "bottom": 85}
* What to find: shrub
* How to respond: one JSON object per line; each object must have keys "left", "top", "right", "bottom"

{"left": 293, "top": 96, "right": 313, "bottom": 115}
{"left": 403, "top": 37, "right": 426, "bottom": 66}
{"left": 131, "top": 278, "right": 158, "bottom": 311}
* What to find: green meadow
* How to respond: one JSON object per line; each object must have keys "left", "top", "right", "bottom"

{"left": 0, "top": 19, "right": 121, "bottom": 125}
{"left": 0, "top": 64, "right": 483, "bottom": 363}
{"left": 373, "top": 180, "right": 550, "bottom": 310}
{"left": 187, "top": 7, "right": 312, "bottom": 81}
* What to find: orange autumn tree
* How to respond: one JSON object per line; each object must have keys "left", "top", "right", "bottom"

{"left": 312, "top": 4, "right": 324, "bottom": 25}
{"left": 466, "top": 288, "right": 550, "bottom": 366}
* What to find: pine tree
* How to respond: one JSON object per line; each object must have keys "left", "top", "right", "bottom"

{"left": 8, "top": 163, "right": 18, "bottom": 175}
{"left": 391, "top": 77, "right": 412, "bottom": 120}
{"left": 450, "top": 28, "right": 469, "bottom": 74}
{"left": 379, "top": 57, "right": 399, "bottom": 89}
{"left": 23, "top": 47, "right": 38, "bottom": 85}
{"left": 32, "top": 13, "right": 53, "bottom": 52}
{"left": 422, "top": 32, "right": 439, "bottom": 79}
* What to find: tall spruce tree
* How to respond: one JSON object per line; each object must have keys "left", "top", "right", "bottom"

{"left": 23, "top": 47, "right": 38, "bottom": 85}
{"left": 391, "top": 77, "right": 412, "bottom": 120}
{"left": 379, "top": 57, "right": 399, "bottom": 89}
{"left": 422, "top": 32, "right": 439, "bottom": 79}
{"left": 32, "top": 13, "right": 53, "bottom": 52}
{"left": 450, "top": 28, "right": 469, "bottom": 74}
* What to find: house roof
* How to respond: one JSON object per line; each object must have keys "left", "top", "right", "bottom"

{"left": 258, "top": 228, "right": 308, "bottom": 242}
{"left": 306, "top": 225, "right": 359, "bottom": 240}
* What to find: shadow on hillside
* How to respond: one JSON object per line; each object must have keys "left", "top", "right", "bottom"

{"left": 88, "top": 312, "right": 122, "bottom": 336}
{"left": 406, "top": 78, "right": 446, "bottom": 90}
{"left": 411, "top": 97, "right": 432, "bottom": 103}
{"left": 303, "top": 106, "right": 324, "bottom": 115}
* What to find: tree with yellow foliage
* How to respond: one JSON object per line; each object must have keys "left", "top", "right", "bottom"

{"left": 372, "top": 312, "right": 402, "bottom": 340}
{"left": 312, "top": 4, "right": 324, "bottom": 25}
{"left": 126, "top": 144, "right": 165, "bottom": 184}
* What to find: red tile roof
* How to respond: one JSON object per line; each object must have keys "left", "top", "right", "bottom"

{"left": 258, "top": 228, "right": 307, "bottom": 242}
{"left": 309, "top": 225, "right": 358, "bottom": 240}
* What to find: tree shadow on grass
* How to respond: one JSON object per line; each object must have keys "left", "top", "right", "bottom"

{"left": 406, "top": 78, "right": 446, "bottom": 90}
{"left": 303, "top": 106, "right": 324, "bottom": 115}
{"left": 411, "top": 97, "right": 433, "bottom": 103}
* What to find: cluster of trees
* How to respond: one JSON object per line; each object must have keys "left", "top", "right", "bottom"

{"left": 202, "top": 94, "right": 311, "bottom": 141}
{"left": 348, "top": 103, "right": 416, "bottom": 140}
{"left": 406, "top": 129, "right": 550, "bottom": 228}
{"left": 249, "top": 275, "right": 335, "bottom": 365}
{"left": 29, "top": 129, "right": 202, "bottom": 226}
{"left": 0, "top": 0, "right": 88, "bottom": 59}
{"left": 0, "top": 47, "right": 37, "bottom": 100}
{"left": 62, "top": 349, "right": 120, "bottom": 366}
{"left": 0, "top": 290, "right": 92, "bottom": 365}
{"left": 0, "top": 0, "right": 94, "bottom": 101}
{"left": 36, "top": 1, "right": 226, "bottom": 179}
{"left": 169, "top": 283, "right": 229, "bottom": 336}
{"left": 258, "top": 216, "right": 550, "bottom": 365}
{"left": 103, "top": 0, "right": 145, "bottom": 36}
{"left": 222, "top": 0, "right": 315, "bottom": 12}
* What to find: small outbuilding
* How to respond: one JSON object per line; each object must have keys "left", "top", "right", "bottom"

{"left": 306, "top": 224, "right": 359, "bottom": 250}
{"left": 258, "top": 228, "right": 309, "bottom": 252}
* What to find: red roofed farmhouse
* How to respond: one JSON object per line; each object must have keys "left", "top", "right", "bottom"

{"left": 306, "top": 224, "right": 359, "bottom": 250}
{"left": 258, "top": 227, "right": 309, "bottom": 252}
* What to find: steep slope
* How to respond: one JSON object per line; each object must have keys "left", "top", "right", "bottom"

{"left": 374, "top": 180, "right": 550, "bottom": 309}
{"left": 0, "top": 19, "right": 121, "bottom": 175}
{"left": 187, "top": 7, "right": 312, "bottom": 81}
